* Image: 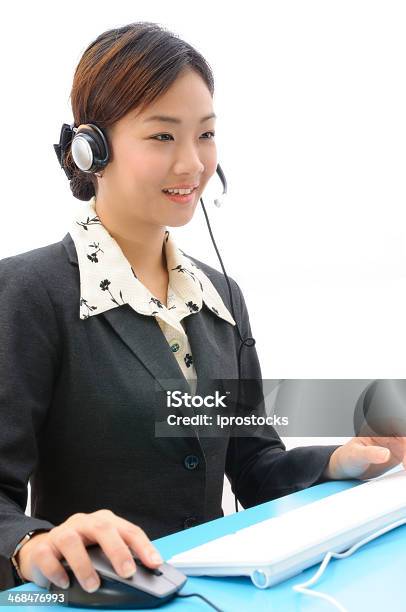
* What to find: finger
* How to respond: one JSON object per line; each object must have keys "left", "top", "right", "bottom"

{"left": 355, "top": 444, "right": 391, "bottom": 466}
{"left": 52, "top": 528, "right": 101, "bottom": 593}
{"left": 85, "top": 518, "right": 138, "bottom": 579}
{"left": 115, "top": 519, "right": 163, "bottom": 568}
{"left": 30, "top": 540, "right": 70, "bottom": 590}
{"left": 371, "top": 436, "right": 406, "bottom": 461}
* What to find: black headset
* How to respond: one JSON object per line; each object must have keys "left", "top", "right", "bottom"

{"left": 54, "top": 121, "right": 256, "bottom": 512}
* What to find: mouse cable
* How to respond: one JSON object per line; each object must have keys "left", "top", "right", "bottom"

{"left": 292, "top": 516, "right": 406, "bottom": 611}
{"left": 176, "top": 591, "right": 224, "bottom": 611}
{"left": 199, "top": 197, "right": 255, "bottom": 518}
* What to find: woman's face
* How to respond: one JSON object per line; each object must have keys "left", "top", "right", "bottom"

{"left": 95, "top": 68, "right": 218, "bottom": 231}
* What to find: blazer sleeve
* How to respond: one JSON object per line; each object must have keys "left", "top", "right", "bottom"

{"left": 224, "top": 278, "right": 341, "bottom": 508}
{"left": 0, "top": 256, "right": 58, "bottom": 589}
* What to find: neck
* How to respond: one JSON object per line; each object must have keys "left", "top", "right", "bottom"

{"left": 94, "top": 197, "right": 167, "bottom": 278}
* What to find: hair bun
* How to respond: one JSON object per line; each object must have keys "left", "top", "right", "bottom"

{"left": 70, "top": 171, "right": 96, "bottom": 201}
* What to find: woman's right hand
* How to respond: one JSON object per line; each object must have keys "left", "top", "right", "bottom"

{"left": 16, "top": 510, "right": 163, "bottom": 592}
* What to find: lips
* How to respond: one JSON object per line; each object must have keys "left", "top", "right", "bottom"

{"left": 161, "top": 187, "right": 198, "bottom": 203}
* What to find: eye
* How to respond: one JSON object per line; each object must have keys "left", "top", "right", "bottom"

{"left": 150, "top": 131, "right": 215, "bottom": 142}
{"left": 150, "top": 134, "right": 172, "bottom": 142}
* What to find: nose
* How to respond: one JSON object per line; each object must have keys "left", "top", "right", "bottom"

{"left": 173, "top": 142, "right": 206, "bottom": 176}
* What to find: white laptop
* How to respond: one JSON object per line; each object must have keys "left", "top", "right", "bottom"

{"left": 168, "top": 469, "right": 406, "bottom": 589}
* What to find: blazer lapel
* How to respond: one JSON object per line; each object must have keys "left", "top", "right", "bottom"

{"left": 61, "top": 232, "right": 222, "bottom": 440}
{"left": 101, "top": 306, "right": 226, "bottom": 459}
{"left": 101, "top": 305, "right": 191, "bottom": 396}
{"left": 182, "top": 307, "right": 222, "bottom": 399}
{"left": 182, "top": 308, "right": 229, "bottom": 461}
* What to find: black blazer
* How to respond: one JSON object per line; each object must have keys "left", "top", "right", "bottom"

{"left": 0, "top": 232, "right": 339, "bottom": 589}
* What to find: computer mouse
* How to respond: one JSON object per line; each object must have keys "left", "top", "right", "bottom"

{"left": 49, "top": 543, "right": 187, "bottom": 608}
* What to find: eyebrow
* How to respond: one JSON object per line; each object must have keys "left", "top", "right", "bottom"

{"left": 143, "top": 112, "right": 217, "bottom": 124}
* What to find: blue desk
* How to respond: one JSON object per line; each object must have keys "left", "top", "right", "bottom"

{"left": 4, "top": 478, "right": 406, "bottom": 611}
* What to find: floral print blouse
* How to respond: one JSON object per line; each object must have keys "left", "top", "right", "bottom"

{"left": 69, "top": 196, "right": 236, "bottom": 395}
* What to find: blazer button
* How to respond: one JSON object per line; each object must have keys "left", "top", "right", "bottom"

{"left": 184, "top": 454, "right": 199, "bottom": 470}
{"left": 184, "top": 516, "right": 198, "bottom": 529}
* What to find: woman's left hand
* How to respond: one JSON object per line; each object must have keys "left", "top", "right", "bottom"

{"left": 324, "top": 436, "right": 406, "bottom": 480}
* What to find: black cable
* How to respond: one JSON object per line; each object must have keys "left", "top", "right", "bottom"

{"left": 177, "top": 591, "right": 224, "bottom": 611}
{"left": 199, "top": 198, "right": 256, "bottom": 364}
{"left": 199, "top": 196, "right": 256, "bottom": 516}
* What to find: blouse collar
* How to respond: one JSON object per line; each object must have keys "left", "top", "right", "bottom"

{"left": 69, "top": 196, "right": 236, "bottom": 328}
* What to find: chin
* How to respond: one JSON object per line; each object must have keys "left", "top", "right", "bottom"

{"left": 164, "top": 203, "right": 198, "bottom": 228}
{"left": 166, "top": 214, "right": 195, "bottom": 228}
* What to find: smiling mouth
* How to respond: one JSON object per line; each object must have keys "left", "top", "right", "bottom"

{"left": 161, "top": 186, "right": 198, "bottom": 195}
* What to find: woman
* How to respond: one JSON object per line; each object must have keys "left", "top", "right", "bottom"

{"left": 0, "top": 21, "right": 401, "bottom": 594}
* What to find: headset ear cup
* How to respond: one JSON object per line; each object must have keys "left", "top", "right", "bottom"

{"left": 71, "top": 124, "right": 109, "bottom": 174}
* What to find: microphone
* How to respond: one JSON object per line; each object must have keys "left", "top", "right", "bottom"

{"left": 213, "top": 163, "right": 227, "bottom": 207}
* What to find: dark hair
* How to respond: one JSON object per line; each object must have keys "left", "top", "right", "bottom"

{"left": 63, "top": 21, "right": 215, "bottom": 201}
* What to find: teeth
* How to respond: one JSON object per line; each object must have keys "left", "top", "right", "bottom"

{"left": 163, "top": 187, "right": 195, "bottom": 195}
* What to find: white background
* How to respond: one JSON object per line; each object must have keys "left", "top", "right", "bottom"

{"left": 0, "top": 1, "right": 405, "bottom": 514}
